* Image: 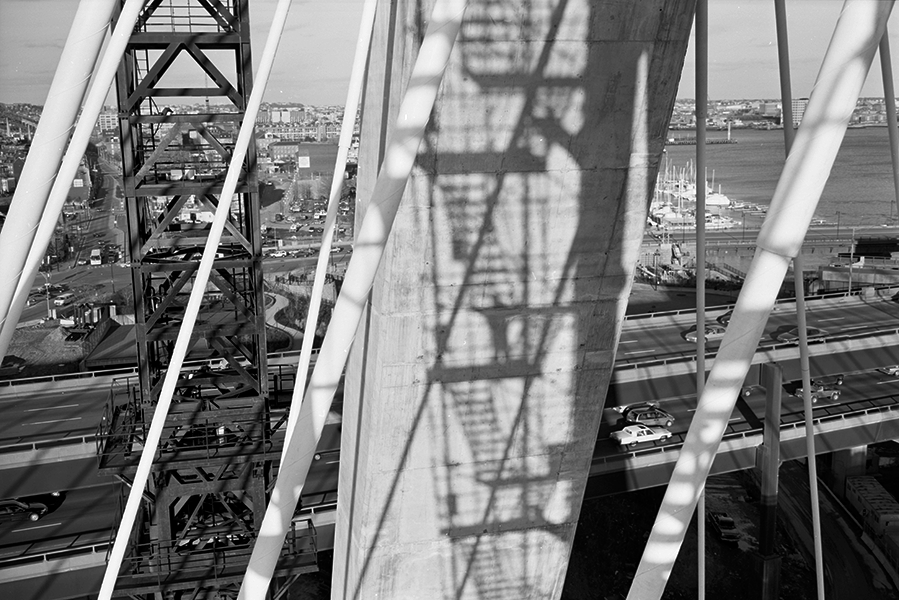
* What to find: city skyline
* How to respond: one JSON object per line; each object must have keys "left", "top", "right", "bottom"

{"left": 1, "top": 1, "right": 898, "bottom": 107}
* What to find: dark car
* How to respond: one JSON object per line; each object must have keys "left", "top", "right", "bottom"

{"left": 0, "top": 492, "right": 65, "bottom": 522}
{"left": 623, "top": 402, "right": 675, "bottom": 427}
{"left": 709, "top": 511, "right": 739, "bottom": 542}
{"left": 794, "top": 374, "right": 844, "bottom": 403}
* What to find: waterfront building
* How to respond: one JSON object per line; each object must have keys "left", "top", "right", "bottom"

{"left": 792, "top": 97, "right": 810, "bottom": 127}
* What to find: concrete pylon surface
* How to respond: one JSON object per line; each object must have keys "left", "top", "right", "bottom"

{"left": 333, "top": 1, "right": 696, "bottom": 598}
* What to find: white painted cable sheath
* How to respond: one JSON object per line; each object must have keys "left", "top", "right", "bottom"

{"left": 280, "top": 0, "right": 378, "bottom": 466}
{"left": 627, "top": 2, "right": 893, "bottom": 598}
{"left": 776, "top": 2, "right": 827, "bottom": 596}
{"left": 238, "top": 1, "right": 468, "bottom": 597}
{"left": 794, "top": 254, "right": 827, "bottom": 600}
{"left": 694, "top": 2, "right": 708, "bottom": 597}
{"left": 97, "top": 1, "right": 294, "bottom": 598}
{"left": 0, "top": 0, "right": 117, "bottom": 360}
{"left": 880, "top": 29, "right": 899, "bottom": 221}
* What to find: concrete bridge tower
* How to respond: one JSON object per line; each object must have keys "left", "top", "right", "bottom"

{"left": 333, "top": 1, "right": 696, "bottom": 598}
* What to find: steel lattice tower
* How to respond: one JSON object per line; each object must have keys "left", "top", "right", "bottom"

{"left": 96, "top": 2, "right": 317, "bottom": 597}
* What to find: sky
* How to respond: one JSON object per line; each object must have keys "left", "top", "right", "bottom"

{"left": 0, "top": 0, "right": 897, "bottom": 106}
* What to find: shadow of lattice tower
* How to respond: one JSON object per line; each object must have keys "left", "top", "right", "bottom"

{"left": 333, "top": 1, "right": 697, "bottom": 599}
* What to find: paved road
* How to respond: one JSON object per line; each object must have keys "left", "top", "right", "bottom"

{"left": 0, "top": 484, "right": 119, "bottom": 562}
{"left": 617, "top": 294, "right": 899, "bottom": 364}
{"left": 0, "top": 386, "right": 109, "bottom": 445}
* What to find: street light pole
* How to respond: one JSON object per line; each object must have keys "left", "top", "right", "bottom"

{"left": 40, "top": 271, "right": 51, "bottom": 320}
{"left": 848, "top": 227, "right": 856, "bottom": 292}
{"left": 837, "top": 210, "right": 841, "bottom": 239}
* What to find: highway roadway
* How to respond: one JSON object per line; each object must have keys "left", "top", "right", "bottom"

{"left": 597, "top": 367, "right": 899, "bottom": 451}
{"left": 600, "top": 293, "right": 899, "bottom": 448}
{"left": 0, "top": 483, "right": 119, "bottom": 565}
{"left": 616, "top": 293, "right": 899, "bottom": 366}
{"left": 3, "top": 291, "right": 899, "bottom": 578}
{"left": 0, "top": 385, "right": 108, "bottom": 446}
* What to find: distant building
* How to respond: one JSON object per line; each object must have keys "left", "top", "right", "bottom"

{"left": 269, "top": 141, "right": 301, "bottom": 160}
{"left": 791, "top": 97, "right": 809, "bottom": 127}
{"left": 97, "top": 112, "right": 118, "bottom": 132}
{"left": 758, "top": 102, "right": 780, "bottom": 117}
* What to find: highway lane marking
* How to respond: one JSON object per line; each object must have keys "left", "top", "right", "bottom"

{"left": 817, "top": 317, "right": 846, "bottom": 322}
{"left": 24, "top": 404, "right": 80, "bottom": 412}
{"left": 12, "top": 522, "right": 61, "bottom": 533}
{"left": 877, "top": 380, "right": 899, "bottom": 384}
{"left": 23, "top": 417, "right": 82, "bottom": 426}
{"left": 624, "top": 349, "right": 657, "bottom": 355}
{"left": 619, "top": 340, "right": 638, "bottom": 344}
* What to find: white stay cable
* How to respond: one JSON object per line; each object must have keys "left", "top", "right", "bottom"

{"left": 694, "top": 2, "right": 708, "bottom": 598}
{"left": 626, "top": 2, "right": 893, "bottom": 598}
{"left": 775, "top": 1, "right": 827, "bottom": 597}
{"left": 880, "top": 27, "right": 899, "bottom": 221}
{"left": 0, "top": 0, "right": 118, "bottom": 360}
{"left": 97, "top": 1, "right": 294, "bottom": 598}
{"left": 280, "top": 0, "right": 378, "bottom": 466}
{"left": 237, "top": 1, "right": 469, "bottom": 597}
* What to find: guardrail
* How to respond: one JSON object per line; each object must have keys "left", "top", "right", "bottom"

{"left": 0, "top": 347, "right": 318, "bottom": 390}
{"left": 0, "top": 532, "right": 110, "bottom": 569}
{"left": 0, "top": 433, "right": 98, "bottom": 457}
{"left": 623, "top": 288, "right": 873, "bottom": 321}
{"left": 615, "top": 318, "right": 899, "bottom": 372}
{"left": 0, "top": 508, "right": 332, "bottom": 574}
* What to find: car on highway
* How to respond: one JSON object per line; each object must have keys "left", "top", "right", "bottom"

{"left": 0, "top": 492, "right": 65, "bottom": 522}
{"left": 683, "top": 323, "right": 726, "bottom": 343}
{"left": 622, "top": 402, "right": 675, "bottom": 427}
{"left": 610, "top": 424, "right": 672, "bottom": 447}
{"left": 878, "top": 365, "right": 899, "bottom": 377}
{"left": 717, "top": 310, "right": 733, "bottom": 326}
{"left": 794, "top": 375, "right": 843, "bottom": 402}
{"left": 709, "top": 511, "right": 739, "bottom": 542}
{"left": 775, "top": 326, "right": 828, "bottom": 343}
{"left": 740, "top": 384, "right": 764, "bottom": 397}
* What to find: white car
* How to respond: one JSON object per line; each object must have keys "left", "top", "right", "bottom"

{"left": 775, "top": 326, "right": 828, "bottom": 343}
{"left": 611, "top": 424, "right": 672, "bottom": 447}
{"left": 878, "top": 365, "right": 899, "bottom": 377}
{"left": 684, "top": 324, "right": 726, "bottom": 343}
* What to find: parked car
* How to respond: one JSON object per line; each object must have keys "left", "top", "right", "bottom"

{"left": 0, "top": 492, "right": 65, "bottom": 522}
{"left": 623, "top": 402, "right": 675, "bottom": 427}
{"left": 709, "top": 511, "right": 739, "bottom": 542}
{"left": 684, "top": 323, "right": 726, "bottom": 343}
{"left": 775, "top": 326, "right": 828, "bottom": 343}
{"left": 0, "top": 355, "right": 26, "bottom": 377}
{"left": 611, "top": 424, "right": 672, "bottom": 447}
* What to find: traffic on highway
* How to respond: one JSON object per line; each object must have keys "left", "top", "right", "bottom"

{"left": 4, "top": 287, "right": 899, "bottom": 582}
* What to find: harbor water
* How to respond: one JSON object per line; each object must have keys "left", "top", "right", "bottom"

{"left": 663, "top": 127, "right": 898, "bottom": 228}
